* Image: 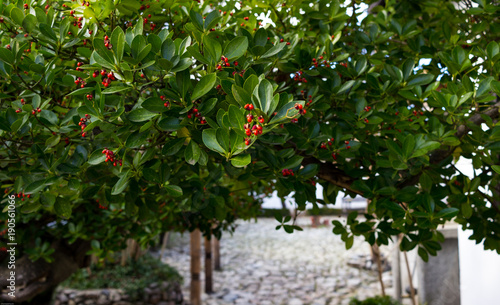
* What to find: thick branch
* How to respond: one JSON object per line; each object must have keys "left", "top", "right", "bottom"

{"left": 0, "top": 239, "right": 90, "bottom": 302}
{"left": 302, "top": 157, "right": 362, "bottom": 195}
{"left": 430, "top": 101, "right": 500, "bottom": 165}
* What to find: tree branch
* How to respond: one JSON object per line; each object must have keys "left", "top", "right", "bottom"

{"left": 302, "top": 157, "right": 363, "bottom": 195}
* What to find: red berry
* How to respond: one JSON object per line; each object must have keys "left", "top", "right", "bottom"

{"left": 140, "top": 73, "right": 145, "bottom": 78}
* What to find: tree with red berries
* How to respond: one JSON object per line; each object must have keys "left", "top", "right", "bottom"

{"left": 1, "top": 0, "right": 500, "bottom": 302}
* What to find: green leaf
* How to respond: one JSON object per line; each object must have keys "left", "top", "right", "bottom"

{"left": 189, "top": 10, "right": 204, "bottom": 31}
{"left": 202, "top": 129, "right": 225, "bottom": 154}
{"left": 164, "top": 185, "right": 183, "bottom": 197}
{"left": 22, "top": 14, "right": 37, "bottom": 33}
{"left": 111, "top": 26, "right": 125, "bottom": 62}
{"left": 269, "top": 101, "right": 302, "bottom": 124}
{"left": 128, "top": 109, "right": 158, "bottom": 122}
{"left": 402, "top": 59, "right": 415, "bottom": 81}
{"left": 224, "top": 36, "right": 248, "bottom": 60}
{"left": 88, "top": 149, "right": 107, "bottom": 165}
{"left": 476, "top": 76, "right": 493, "bottom": 98}
{"left": 254, "top": 79, "right": 273, "bottom": 114}
{"left": 102, "top": 86, "right": 130, "bottom": 94}
{"left": 191, "top": 73, "right": 216, "bottom": 101}
{"left": 111, "top": 172, "right": 131, "bottom": 195}
{"left": 435, "top": 207, "right": 459, "bottom": 219}
{"left": 231, "top": 154, "right": 251, "bottom": 167}
{"left": 0, "top": 48, "right": 15, "bottom": 65}
{"left": 261, "top": 42, "right": 286, "bottom": 58}
{"left": 142, "top": 97, "right": 168, "bottom": 113}
{"left": 10, "top": 7, "right": 24, "bottom": 25}
{"left": 54, "top": 197, "right": 72, "bottom": 219}
{"left": 402, "top": 135, "right": 415, "bottom": 159}
{"left": 283, "top": 155, "right": 303, "bottom": 169}
{"left": 337, "top": 80, "right": 356, "bottom": 95}
{"left": 492, "top": 165, "right": 500, "bottom": 174}
{"left": 66, "top": 87, "right": 94, "bottom": 96}
{"left": 407, "top": 74, "right": 435, "bottom": 87}
{"left": 157, "top": 117, "right": 181, "bottom": 131}
{"left": 345, "top": 235, "right": 354, "bottom": 250}
{"left": 418, "top": 247, "right": 429, "bottom": 262}
{"left": 162, "top": 138, "right": 186, "bottom": 155}
{"left": 228, "top": 105, "right": 245, "bottom": 130}
{"left": 125, "top": 130, "right": 148, "bottom": 148}
{"left": 25, "top": 179, "right": 47, "bottom": 194}
{"left": 216, "top": 128, "right": 230, "bottom": 153}
{"left": 185, "top": 140, "right": 201, "bottom": 165}
{"left": 411, "top": 141, "right": 440, "bottom": 158}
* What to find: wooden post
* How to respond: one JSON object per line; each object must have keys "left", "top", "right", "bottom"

{"left": 204, "top": 236, "right": 213, "bottom": 294}
{"left": 393, "top": 236, "right": 402, "bottom": 302}
{"left": 160, "top": 232, "right": 170, "bottom": 259}
{"left": 213, "top": 237, "right": 221, "bottom": 271}
{"left": 190, "top": 229, "right": 201, "bottom": 305}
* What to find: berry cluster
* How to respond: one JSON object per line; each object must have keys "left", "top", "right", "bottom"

{"left": 320, "top": 138, "right": 335, "bottom": 149}
{"left": 243, "top": 104, "right": 265, "bottom": 145}
{"left": 86, "top": 94, "right": 93, "bottom": 100}
{"left": 75, "top": 61, "right": 84, "bottom": 71}
{"left": 14, "top": 192, "right": 30, "bottom": 201}
{"left": 95, "top": 200, "right": 108, "bottom": 210}
{"left": 104, "top": 35, "right": 112, "bottom": 49}
{"left": 364, "top": 106, "right": 372, "bottom": 112}
{"left": 79, "top": 114, "right": 91, "bottom": 137}
{"left": 102, "top": 148, "right": 123, "bottom": 166}
{"left": 160, "top": 95, "right": 170, "bottom": 107}
{"left": 244, "top": 104, "right": 254, "bottom": 111}
{"left": 93, "top": 69, "right": 116, "bottom": 87}
{"left": 74, "top": 77, "right": 86, "bottom": 88}
{"left": 31, "top": 107, "right": 41, "bottom": 115}
{"left": 216, "top": 55, "right": 231, "bottom": 71}
{"left": 312, "top": 56, "right": 330, "bottom": 68}
{"left": 293, "top": 71, "right": 307, "bottom": 83}
{"left": 69, "top": 11, "right": 84, "bottom": 29}
{"left": 294, "top": 103, "right": 306, "bottom": 115}
{"left": 186, "top": 102, "right": 206, "bottom": 124}
{"left": 282, "top": 169, "right": 294, "bottom": 177}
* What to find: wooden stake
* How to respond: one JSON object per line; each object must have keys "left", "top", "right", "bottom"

{"left": 372, "top": 243, "right": 386, "bottom": 296}
{"left": 393, "top": 236, "right": 402, "bottom": 302}
{"left": 404, "top": 251, "right": 417, "bottom": 305}
{"left": 213, "top": 237, "right": 221, "bottom": 271}
{"left": 204, "top": 236, "right": 213, "bottom": 294}
{"left": 160, "top": 232, "right": 170, "bottom": 259}
{"left": 190, "top": 229, "right": 201, "bottom": 305}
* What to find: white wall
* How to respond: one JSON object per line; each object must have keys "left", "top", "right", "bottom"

{"left": 458, "top": 229, "right": 500, "bottom": 305}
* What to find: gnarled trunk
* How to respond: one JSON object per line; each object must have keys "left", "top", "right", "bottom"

{"left": 0, "top": 239, "right": 91, "bottom": 303}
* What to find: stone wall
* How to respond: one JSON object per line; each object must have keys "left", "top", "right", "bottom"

{"left": 55, "top": 281, "right": 184, "bottom": 305}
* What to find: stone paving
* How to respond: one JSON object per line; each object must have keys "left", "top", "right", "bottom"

{"left": 161, "top": 217, "right": 396, "bottom": 305}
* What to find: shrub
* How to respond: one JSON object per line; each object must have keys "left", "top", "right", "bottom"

{"left": 60, "top": 255, "right": 182, "bottom": 301}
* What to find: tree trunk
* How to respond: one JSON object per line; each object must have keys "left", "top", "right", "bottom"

{"left": 213, "top": 237, "right": 221, "bottom": 271}
{"left": 204, "top": 236, "right": 213, "bottom": 294}
{"left": 190, "top": 229, "right": 201, "bottom": 305}
{"left": 0, "top": 239, "right": 91, "bottom": 303}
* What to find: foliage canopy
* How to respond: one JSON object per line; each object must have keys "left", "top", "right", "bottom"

{"left": 1, "top": 0, "right": 500, "bottom": 300}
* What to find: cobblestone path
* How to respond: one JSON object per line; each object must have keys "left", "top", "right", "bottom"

{"left": 162, "top": 217, "right": 394, "bottom": 305}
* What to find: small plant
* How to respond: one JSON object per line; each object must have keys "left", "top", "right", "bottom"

{"left": 60, "top": 255, "right": 182, "bottom": 301}
{"left": 349, "top": 296, "right": 401, "bottom": 305}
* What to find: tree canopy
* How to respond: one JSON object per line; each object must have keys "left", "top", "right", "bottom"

{"left": 1, "top": 0, "right": 500, "bottom": 301}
